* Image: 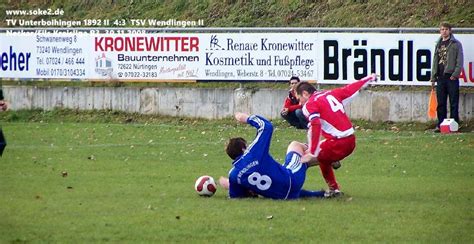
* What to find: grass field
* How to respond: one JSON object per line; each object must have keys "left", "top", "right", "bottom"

{"left": 0, "top": 113, "right": 473, "bottom": 243}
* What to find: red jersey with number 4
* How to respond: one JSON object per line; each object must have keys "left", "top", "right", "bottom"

{"left": 302, "top": 75, "right": 374, "bottom": 155}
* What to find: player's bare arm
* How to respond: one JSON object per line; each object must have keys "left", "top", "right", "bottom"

{"left": 235, "top": 112, "right": 249, "bottom": 123}
{"left": 301, "top": 153, "right": 319, "bottom": 167}
{"left": 218, "top": 176, "right": 230, "bottom": 190}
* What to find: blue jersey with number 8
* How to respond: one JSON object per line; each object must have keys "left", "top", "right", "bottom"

{"left": 228, "top": 115, "right": 307, "bottom": 200}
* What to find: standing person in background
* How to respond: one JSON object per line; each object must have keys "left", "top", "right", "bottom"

{"left": 0, "top": 80, "right": 7, "bottom": 157}
{"left": 0, "top": 80, "right": 6, "bottom": 112}
{"left": 295, "top": 74, "right": 377, "bottom": 197}
{"left": 280, "top": 76, "right": 308, "bottom": 129}
{"left": 430, "top": 22, "right": 464, "bottom": 132}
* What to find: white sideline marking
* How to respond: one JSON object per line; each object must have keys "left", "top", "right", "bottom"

{"left": 2, "top": 121, "right": 233, "bottom": 129}
{"left": 8, "top": 133, "right": 467, "bottom": 150}
{"left": 356, "top": 132, "right": 471, "bottom": 141}
{"left": 7, "top": 141, "right": 220, "bottom": 149}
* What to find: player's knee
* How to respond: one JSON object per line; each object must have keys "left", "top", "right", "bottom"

{"left": 288, "top": 141, "right": 305, "bottom": 152}
{"left": 289, "top": 141, "right": 299, "bottom": 147}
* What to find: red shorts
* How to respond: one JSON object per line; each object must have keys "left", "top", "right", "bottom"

{"left": 317, "top": 135, "right": 356, "bottom": 164}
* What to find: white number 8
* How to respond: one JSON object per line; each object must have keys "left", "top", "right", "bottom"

{"left": 248, "top": 172, "right": 272, "bottom": 191}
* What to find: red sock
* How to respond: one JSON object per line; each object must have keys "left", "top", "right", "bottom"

{"left": 319, "top": 162, "right": 339, "bottom": 190}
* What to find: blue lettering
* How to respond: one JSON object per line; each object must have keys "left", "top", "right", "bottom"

{"left": 0, "top": 46, "right": 31, "bottom": 71}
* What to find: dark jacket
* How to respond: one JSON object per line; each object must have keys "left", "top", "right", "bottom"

{"left": 0, "top": 80, "right": 3, "bottom": 100}
{"left": 431, "top": 34, "right": 464, "bottom": 80}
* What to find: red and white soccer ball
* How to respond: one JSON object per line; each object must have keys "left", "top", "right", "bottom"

{"left": 194, "top": 175, "right": 217, "bottom": 197}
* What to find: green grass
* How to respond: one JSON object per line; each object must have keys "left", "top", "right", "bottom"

{"left": 0, "top": 112, "right": 473, "bottom": 242}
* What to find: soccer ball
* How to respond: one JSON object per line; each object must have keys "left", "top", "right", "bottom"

{"left": 194, "top": 175, "right": 217, "bottom": 197}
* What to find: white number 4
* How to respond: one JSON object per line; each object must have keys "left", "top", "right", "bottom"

{"left": 327, "top": 95, "right": 345, "bottom": 113}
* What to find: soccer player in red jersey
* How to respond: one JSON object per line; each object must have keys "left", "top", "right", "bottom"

{"left": 295, "top": 74, "right": 377, "bottom": 197}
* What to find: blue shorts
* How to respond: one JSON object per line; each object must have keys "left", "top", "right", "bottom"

{"left": 283, "top": 151, "right": 308, "bottom": 199}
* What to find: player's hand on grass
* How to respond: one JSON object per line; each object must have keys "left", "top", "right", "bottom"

{"left": 219, "top": 176, "right": 230, "bottom": 190}
{"left": 235, "top": 112, "right": 249, "bottom": 123}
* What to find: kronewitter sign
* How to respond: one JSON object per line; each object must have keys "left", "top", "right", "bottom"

{"left": 0, "top": 31, "right": 472, "bottom": 86}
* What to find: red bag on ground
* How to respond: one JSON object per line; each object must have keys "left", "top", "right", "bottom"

{"left": 428, "top": 88, "right": 437, "bottom": 119}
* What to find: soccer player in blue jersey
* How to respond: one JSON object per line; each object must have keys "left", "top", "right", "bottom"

{"left": 220, "top": 112, "right": 325, "bottom": 200}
